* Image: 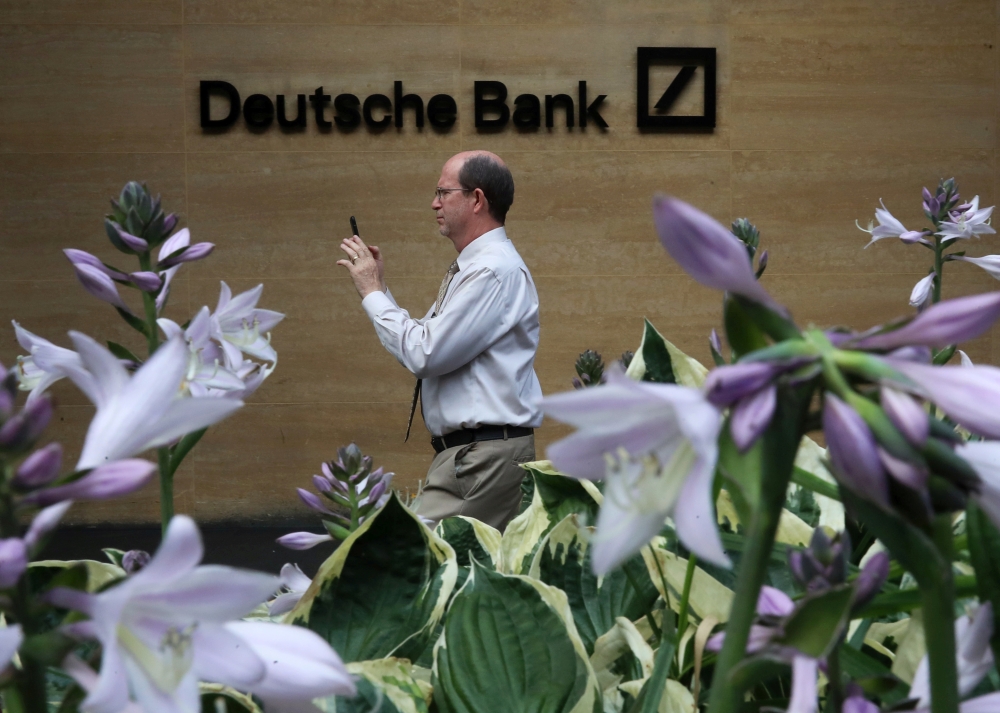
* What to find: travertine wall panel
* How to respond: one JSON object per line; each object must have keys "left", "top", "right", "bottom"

{"left": 2, "top": 0, "right": 998, "bottom": 525}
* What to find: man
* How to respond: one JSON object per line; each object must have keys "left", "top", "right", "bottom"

{"left": 336, "top": 151, "right": 542, "bottom": 531}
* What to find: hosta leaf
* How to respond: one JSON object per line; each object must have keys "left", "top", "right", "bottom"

{"left": 433, "top": 560, "right": 601, "bottom": 713}
{"left": 625, "top": 319, "right": 709, "bottom": 388}
{"left": 435, "top": 516, "right": 501, "bottom": 568}
{"left": 315, "top": 677, "right": 403, "bottom": 713}
{"left": 529, "top": 515, "right": 659, "bottom": 655}
{"left": 498, "top": 466, "right": 600, "bottom": 575}
{"left": 289, "top": 494, "right": 458, "bottom": 663}
{"left": 346, "top": 658, "right": 432, "bottom": 713}
{"left": 642, "top": 545, "right": 734, "bottom": 623}
{"left": 774, "top": 585, "right": 854, "bottom": 659}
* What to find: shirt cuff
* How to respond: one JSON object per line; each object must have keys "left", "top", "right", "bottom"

{"left": 361, "top": 289, "right": 395, "bottom": 321}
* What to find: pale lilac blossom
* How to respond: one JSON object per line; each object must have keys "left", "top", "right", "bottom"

{"left": 15, "top": 442, "right": 62, "bottom": 488}
{"left": 158, "top": 309, "right": 245, "bottom": 398}
{"left": 157, "top": 241, "right": 215, "bottom": 270}
{"left": 888, "top": 360, "right": 1000, "bottom": 441}
{"left": 858, "top": 200, "right": 928, "bottom": 248}
{"left": 12, "top": 322, "right": 82, "bottom": 403}
{"left": 953, "top": 442, "right": 1000, "bottom": 531}
{"left": 959, "top": 350, "right": 975, "bottom": 367}
{"left": 70, "top": 263, "right": 131, "bottom": 312}
{"left": 23, "top": 459, "right": 156, "bottom": 507}
{"left": 0, "top": 538, "right": 27, "bottom": 588}
{"left": 111, "top": 226, "right": 150, "bottom": 253}
{"left": 24, "top": 501, "right": 73, "bottom": 550}
{"left": 127, "top": 271, "right": 163, "bottom": 293}
{"left": 0, "top": 625, "right": 22, "bottom": 671}
{"left": 652, "top": 196, "right": 784, "bottom": 312}
{"left": 938, "top": 195, "right": 995, "bottom": 243}
{"left": 909, "top": 604, "right": 994, "bottom": 708}
{"left": 49, "top": 515, "right": 350, "bottom": 713}
{"left": 64, "top": 249, "right": 128, "bottom": 281}
{"left": 267, "top": 563, "right": 312, "bottom": 616}
{"left": 65, "top": 333, "right": 242, "bottom": 470}
{"left": 951, "top": 254, "right": 1000, "bottom": 281}
{"left": 880, "top": 387, "right": 929, "bottom": 448}
{"left": 155, "top": 229, "right": 190, "bottom": 314}
{"left": 210, "top": 282, "right": 285, "bottom": 366}
{"left": 730, "top": 384, "right": 776, "bottom": 452}
{"left": 542, "top": 367, "right": 728, "bottom": 572}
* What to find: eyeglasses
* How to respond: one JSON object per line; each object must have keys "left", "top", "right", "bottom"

{"left": 434, "top": 187, "right": 473, "bottom": 201}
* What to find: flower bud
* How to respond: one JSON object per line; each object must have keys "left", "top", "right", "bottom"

{"left": 823, "top": 394, "right": 890, "bottom": 507}
{"left": 24, "top": 501, "right": 71, "bottom": 550}
{"left": 122, "top": 550, "right": 151, "bottom": 574}
{"left": 852, "top": 551, "right": 890, "bottom": 611}
{"left": 297, "top": 488, "right": 336, "bottom": 516}
{"left": 162, "top": 213, "right": 178, "bottom": 235}
{"left": 15, "top": 443, "right": 63, "bottom": 488}
{"left": 312, "top": 475, "right": 332, "bottom": 493}
{"left": 730, "top": 385, "right": 776, "bottom": 452}
{"left": 23, "top": 459, "right": 155, "bottom": 506}
{"left": 0, "top": 539, "right": 27, "bottom": 588}
{"left": 709, "top": 329, "right": 722, "bottom": 355}
{"left": 367, "top": 481, "right": 387, "bottom": 505}
{"left": 277, "top": 531, "right": 333, "bottom": 550}
{"left": 63, "top": 249, "right": 128, "bottom": 281}
{"left": 70, "top": 263, "right": 131, "bottom": 312}
{"left": 114, "top": 226, "right": 149, "bottom": 253}
{"left": 157, "top": 242, "right": 215, "bottom": 270}
{"left": 128, "top": 271, "right": 163, "bottom": 293}
{"left": 0, "top": 397, "right": 52, "bottom": 452}
{"left": 880, "top": 387, "right": 929, "bottom": 448}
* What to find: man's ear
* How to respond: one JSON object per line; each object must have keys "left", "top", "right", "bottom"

{"left": 472, "top": 188, "right": 488, "bottom": 215}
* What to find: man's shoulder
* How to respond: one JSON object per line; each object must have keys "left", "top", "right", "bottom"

{"left": 469, "top": 238, "right": 529, "bottom": 279}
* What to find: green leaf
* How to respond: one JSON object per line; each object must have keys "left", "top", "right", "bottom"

{"left": 626, "top": 608, "right": 675, "bottom": 713}
{"left": 528, "top": 464, "right": 601, "bottom": 526}
{"left": 634, "top": 319, "right": 676, "bottom": 384}
{"left": 966, "top": 501, "right": 1000, "bottom": 663}
{"left": 318, "top": 673, "right": 404, "bottom": 712}
{"left": 724, "top": 296, "right": 769, "bottom": 359}
{"left": 101, "top": 548, "right": 126, "bottom": 567}
{"left": 856, "top": 575, "right": 976, "bottom": 619}
{"left": 433, "top": 560, "right": 601, "bottom": 713}
{"left": 435, "top": 516, "right": 501, "bottom": 568}
{"left": 731, "top": 295, "right": 800, "bottom": 342}
{"left": 106, "top": 341, "right": 141, "bottom": 363}
{"left": 169, "top": 428, "right": 208, "bottom": 477}
{"left": 344, "top": 659, "right": 431, "bottom": 713}
{"left": 529, "top": 515, "right": 659, "bottom": 654}
{"left": 837, "top": 644, "right": 908, "bottom": 706}
{"left": 774, "top": 585, "right": 854, "bottom": 659}
{"left": 115, "top": 307, "right": 151, "bottom": 338}
{"left": 289, "top": 494, "right": 458, "bottom": 663}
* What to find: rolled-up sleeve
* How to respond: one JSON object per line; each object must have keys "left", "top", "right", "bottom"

{"left": 361, "top": 268, "right": 513, "bottom": 379}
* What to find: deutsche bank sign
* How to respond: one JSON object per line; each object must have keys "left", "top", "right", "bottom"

{"left": 199, "top": 47, "right": 716, "bottom": 134}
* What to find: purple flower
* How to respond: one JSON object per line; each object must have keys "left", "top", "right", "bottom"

{"left": 853, "top": 551, "right": 890, "bottom": 609}
{"left": 951, "top": 254, "right": 1000, "bottom": 281}
{"left": 823, "top": 395, "right": 890, "bottom": 507}
{"left": 855, "top": 292, "right": 1000, "bottom": 351}
{"left": 22, "top": 459, "right": 156, "bottom": 506}
{"left": 0, "top": 539, "right": 27, "bottom": 588}
{"left": 756, "top": 585, "right": 794, "bottom": 617}
{"left": 0, "top": 625, "right": 22, "bottom": 673}
{"left": 210, "top": 282, "right": 285, "bottom": 365}
{"left": 63, "top": 249, "right": 127, "bottom": 281}
{"left": 15, "top": 443, "right": 63, "bottom": 488}
{"left": 155, "top": 228, "right": 189, "bottom": 314}
{"left": 938, "top": 195, "right": 995, "bottom": 243}
{"left": 880, "top": 387, "right": 929, "bottom": 447}
{"left": 157, "top": 241, "right": 215, "bottom": 270}
{"left": 70, "top": 263, "right": 131, "bottom": 312}
{"left": 842, "top": 694, "right": 880, "bottom": 713}
{"left": 887, "top": 359, "right": 1000, "bottom": 440}
{"left": 277, "top": 531, "right": 333, "bottom": 550}
{"left": 111, "top": 225, "right": 149, "bottom": 253}
{"left": 297, "top": 488, "right": 337, "bottom": 516}
{"left": 127, "top": 271, "right": 163, "bottom": 293}
{"left": 542, "top": 368, "right": 728, "bottom": 572}
{"left": 312, "top": 474, "right": 332, "bottom": 493}
{"left": 730, "top": 384, "right": 776, "bottom": 452}
{"left": 12, "top": 322, "right": 81, "bottom": 404}
{"left": 24, "top": 501, "right": 72, "bottom": 550}
{"left": 703, "top": 361, "right": 786, "bottom": 407}
{"left": 652, "top": 196, "right": 784, "bottom": 312}
{"left": 121, "top": 550, "right": 151, "bottom": 574}
{"left": 0, "top": 396, "right": 53, "bottom": 451}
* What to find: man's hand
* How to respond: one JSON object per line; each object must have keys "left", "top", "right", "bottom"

{"left": 337, "top": 235, "right": 386, "bottom": 299}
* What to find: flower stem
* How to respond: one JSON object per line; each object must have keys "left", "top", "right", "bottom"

{"left": 676, "top": 553, "right": 697, "bottom": 640}
{"left": 0, "top": 459, "right": 46, "bottom": 713}
{"left": 824, "top": 643, "right": 844, "bottom": 713}
{"left": 158, "top": 447, "right": 172, "bottom": 536}
{"left": 137, "top": 253, "right": 160, "bottom": 357}
{"left": 933, "top": 235, "right": 943, "bottom": 304}
{"left": 707, "top": 386, "right": 810, "bottom": 713}
{"left": 921, "top": 515, "right": 959, "bottom": 713}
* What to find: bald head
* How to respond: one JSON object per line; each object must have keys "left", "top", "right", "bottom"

{"left": 450, "top": 151, "right": 515, "bottom": 224}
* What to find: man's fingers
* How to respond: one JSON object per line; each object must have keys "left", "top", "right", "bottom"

{"left": 350, "top": 235, "right": 371, "bottom": 255}
{"left": 369, "top": 246, "right": 382, "bottom": 259}
{"left": 339, "top": 243, "right": 359, "bottom": 259}
{"left": 335, "top": 259, "right": 354, "bottom": 270}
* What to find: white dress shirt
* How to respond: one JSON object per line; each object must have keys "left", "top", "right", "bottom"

{"left": 361, "top": 227, "right": 543, "bottom": 437}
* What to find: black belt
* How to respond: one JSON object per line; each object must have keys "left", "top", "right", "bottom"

{"left": 431, "top": 425, "right": 534, "bottom": 454}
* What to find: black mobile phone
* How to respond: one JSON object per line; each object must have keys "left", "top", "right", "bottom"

{"left": 350, "top": 216, "right": 359, "bottom": 237}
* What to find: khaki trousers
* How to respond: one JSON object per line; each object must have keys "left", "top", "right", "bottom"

{"left": 415, "top": 434, "right": 535, "bottom": 532}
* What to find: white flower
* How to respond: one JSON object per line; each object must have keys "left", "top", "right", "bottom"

{"left": 64, "top": 332, "right": 242, "bottom": 470}
{"left": 541, "top": 367, "right": 727, "bottom": 573}
{"left": 858, "top": 200, "right": 928, "bottom": 248}
{"left": 909, "top": 273, "right": 935, "bottom": 309}
{"left": 951, "top": 254, "right": 1000, "bottom": 280}
{"left": 938, "top": 196, "right": 996, "bottom": 243}
{"left": 50, "top": 516, "right": 354, "bottom": 713}
{"left": 267, "top": 563, "right": 311, "bottom": 616}
{"left": 11, "top": 322, "right": 81, "bottom": 404}
{"left": 210, "top": 282, "right": 284, "bottom": 366}
{"left": 158, "top": 308, "right": 244, "bottom": 398}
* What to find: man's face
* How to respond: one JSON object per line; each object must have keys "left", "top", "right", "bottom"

{"left": 431, "top": 159, "right": 472, "bottom": 239}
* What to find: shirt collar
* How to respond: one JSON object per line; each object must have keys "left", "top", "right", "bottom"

{"left": 456, "top": 226, "right": 508, "bottom": 271}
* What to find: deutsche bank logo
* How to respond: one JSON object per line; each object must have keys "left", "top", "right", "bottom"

{"left": 636, "top": 47, "right": 716, "bottom": 130}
